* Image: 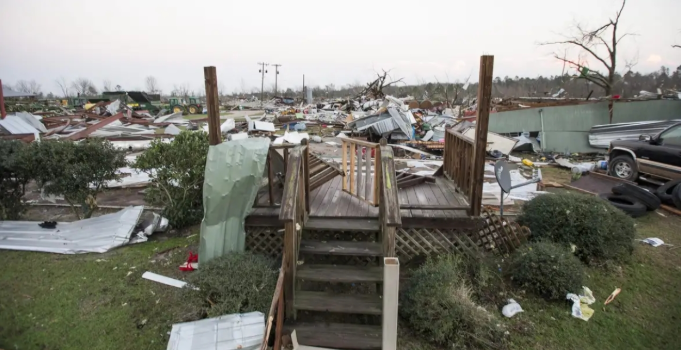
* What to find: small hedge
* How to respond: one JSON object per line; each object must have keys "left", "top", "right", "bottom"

{"left": 182, "top": 252, "right": 277, "bottom": 318}
{"left": 400, "top": 254, "right": 507, "bottom": 349}
{"left": 134, "top": 131, "right": 209, "bottom": 228}
{"left": 517, "top": 193, "right": 635, "bottom": 264}
{"left": 510, "top": 242, "right": 584, "bottom": 300}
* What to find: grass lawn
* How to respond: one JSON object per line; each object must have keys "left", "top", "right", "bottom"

{"left": 0, "top": 231, "right": 200, "bottom": 350}
{"left": 2, "top": 167, "right": 680, "bottom": 350}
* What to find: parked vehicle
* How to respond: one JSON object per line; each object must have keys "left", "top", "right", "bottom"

{"left": 607, "top": 122, "right": 681, "bottom": 183}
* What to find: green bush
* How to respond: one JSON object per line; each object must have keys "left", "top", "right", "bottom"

{"left": 182, "top": 252, "right": 277, "bottom": 318}
{"left": 400, "top": 254, "right": 507, "bottom": 349}
{"left": 30, "top": 139, "right": 127, "bottom": 219}
{"left": 133, "top": 131, "right": 209, "bottom": 228}
{"left": 510, "top": 242, "right": 584, "bottom": 300}
{"left": 516, "top": 193, "right": 635, "bottom": 264}
{"left": 0, "top": 140, "right": 33, "bottom": 219}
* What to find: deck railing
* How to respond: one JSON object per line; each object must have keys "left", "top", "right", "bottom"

{"left": 341, "top": 138, "right": 381, "bottom": 206}
{"left": 278, "top": 140, "right": 309, "bottom": 317}
{"left": 443, "top": 129, "right": 481, "bottom": 216}
{"left": 261, "top": 252, "right": 286, "bottom": 350}
{"left": 258, "top": 144, "right": 297, "bottom": 207}
{"left": 378, "top": 140, "right": 401, "bottom": 257}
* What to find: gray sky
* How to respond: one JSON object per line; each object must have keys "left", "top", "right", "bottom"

{"left": 1, "top": 0, "right": 680, "bottom": 96}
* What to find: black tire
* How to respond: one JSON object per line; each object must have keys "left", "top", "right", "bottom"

{"left": 609, "top": 155, "right": 638, "bottom": 181}
{"left": 656, "top": 179, "right": 681, "bottom": 204}
{"left": 188, "top": 104, "right": 199, "bottom": 114}
{"left": 611, "top": 183, "right": 661, "bottom": 211}
{"left": 599, "top": 193, "right": 647, "bottom": 217}
{"left": 672, "top": 183, "right": 681, "bottom": 209}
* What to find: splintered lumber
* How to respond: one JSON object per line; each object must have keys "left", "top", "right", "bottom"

{"left": 65, "top": 112, "right": 123, "bottom": 140}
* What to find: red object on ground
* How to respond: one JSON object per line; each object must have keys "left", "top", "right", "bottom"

{"left": 179, "top": 252, "right": 199, "bottom": 271}
{"left": 613, "top": 95, "right": 621, "bottom": 99}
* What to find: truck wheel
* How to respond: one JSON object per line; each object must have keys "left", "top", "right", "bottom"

{"left": 599, "top": 193, "right": 647, "bottom": 217}
{"left": 672, "top": 183, "right": 681, "bottom": 209}
{"left": 609, "top": 156, "right": 638, "bottom": 181}
{"left": 612, "top": 183, "right": 661, "bottom": 211}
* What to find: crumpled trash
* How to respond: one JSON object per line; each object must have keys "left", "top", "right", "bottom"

{"left": 567, "top": 286, "right": 596, "bottom": 321}
{"left": 639, "top": 238, "right": 664, "bottom": 247}
{"left": 502, "top": 299, "right": 523, "bottom": 318}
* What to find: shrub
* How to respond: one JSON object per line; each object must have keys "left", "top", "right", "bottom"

{"left": 134, "top": 131, "right": 209, "bottom": 228}
{"left": 516, "top": 193, "right": 635, "bottom": 264}
{"left": 0, "top": 140, "right": 33, "bottom": 219}
{"left": 30, "top": 139, "right": 127, "bottom": 219}
{"left": 182, "top": 252, "right": 277, "bottom": 318}
{"left": 400, "top": 254, "right": 507, "bottom": 349}
{"left": 510, "top": 241, "right": 584, "bottom": 300}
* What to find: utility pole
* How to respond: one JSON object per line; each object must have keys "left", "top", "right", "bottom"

{"left": 272, "top": 64, "right": 281, "bottom": 96}
{"left": 257, "top": 62, "right": 269, "bottom": 106}
{"left": 302, "top": 74, "right": 305, "bottom": 101}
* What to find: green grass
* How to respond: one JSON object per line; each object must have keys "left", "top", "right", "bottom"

{"left": 0, "top": 232, "right": 200, "bottom": 350}
{"left": 2, "top": 197, "right": 681, "bottom": 350}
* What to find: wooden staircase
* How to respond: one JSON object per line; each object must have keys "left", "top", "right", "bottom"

{"left": 288, "top": 218, "right": 384, "bottom": 350}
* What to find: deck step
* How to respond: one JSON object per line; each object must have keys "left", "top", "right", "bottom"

{"left": 304, "top": 217, "right": 379, "bottom": 231}
{"left": 300, "top": 240, "right": 382, "bottom": 257}
{"left": 295, "top": 291, "right": 382, "bottom": 315}
{"left": 287, "top": 322, "right": 382, "bottom": 350}
{"left": 297, "top": 265, "right": 383, "bottom": 283}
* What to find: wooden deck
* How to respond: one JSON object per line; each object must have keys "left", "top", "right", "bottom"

{"left": 249, "top": 174, "right": 471, "bottom": 223}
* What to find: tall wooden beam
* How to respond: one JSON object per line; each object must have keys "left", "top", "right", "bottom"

{"left": 469, "top": 55, "right": 494, "bottom": 217}
{"left": 0, "top": 79, "right": 6, "bottom": 119}
{"left": 203, "top": 66, "right": 221, "bottom": 145}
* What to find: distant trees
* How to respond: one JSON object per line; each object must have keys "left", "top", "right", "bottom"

{"left": 172, "top": 83, "right": 190, "bottom": 98}
{"left": 102, "top": 80, "right": 113, "bottom": 92}
{"left": 145, "top": 76, "right": 160, "bottom": 94}
{"left": 13, "top": 80, "right": 42, "bottom": 95}
{"left": 71, "top": 78, "right": 97, "bottom": 96}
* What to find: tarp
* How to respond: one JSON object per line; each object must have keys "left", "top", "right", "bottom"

{"left": 0, "top": 206, "right": 144, "bottom": 254}
{"left": 199, "top": 138, "right": 270, "bottom": 264}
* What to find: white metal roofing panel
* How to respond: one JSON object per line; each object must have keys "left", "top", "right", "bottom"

{"left": 0, "top": 115, "right": 40, "bottom": 134}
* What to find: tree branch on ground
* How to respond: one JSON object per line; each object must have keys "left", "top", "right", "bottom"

{"left": 356, "top": 70, "right": 404, "bottom": 99}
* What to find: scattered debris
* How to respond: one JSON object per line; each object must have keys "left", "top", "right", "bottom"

{"left": 567, "top": 286, "right": 596, "bottom": 321}
{"left": 638, "top": 238, "right": 665, "bottom": 247}
{"left": 0, "top": 206, "right": 144, "bottom": 254}
{"left": 167, "top": 312, "right": 265, "bottom": 350}
{"left": 142, "top": 272, "right": 188, "bottom": 289}
{"left": 502, "top": 299, "right": 524, "bottom": 318}
{"left": 604, "top": 288, "right": 622, "bottom": 305}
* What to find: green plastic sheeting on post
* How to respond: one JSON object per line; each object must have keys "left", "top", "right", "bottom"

{"left": 199, "top": 138, "right": 270, "bottom": 264}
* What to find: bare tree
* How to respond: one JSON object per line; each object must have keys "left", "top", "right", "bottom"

{"left": 71, "top": 78, "right": 97, "bottom": 96}
{"left": 55, "top": 77, "right": 71, "bottom": 98}
{"left": 87, "top": 84, "right": 98, "bottom": 95}
{"left": 102, "top": 80, "right": 113, "bottom": 92}
{"left": 145, "top": 76, "right": 160, "bottom": 94}
{"left": 240, "top": 79, "right": 247, "bottom": 94}
{"left": 14, "top": 80, "right": 42, "bottom": 95}
{"left": 172, "top": 83, "right": 190, "bottom": 98}
{"left": 541, "top": 0, "right": 632, "bottom": 97}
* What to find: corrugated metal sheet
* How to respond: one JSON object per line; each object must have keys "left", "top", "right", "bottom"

{"left": 0, "top": 115, "right": 40, "bottom": 134}
{"left": 0, "top": 206, "right": 143, "bottom": 254}
{"left": 167, "top": 312, "right": 264, "bottom": 350}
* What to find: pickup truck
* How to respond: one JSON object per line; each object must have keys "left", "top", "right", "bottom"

{"left": 608, "top": 122, "right": 681, "bottom": 183}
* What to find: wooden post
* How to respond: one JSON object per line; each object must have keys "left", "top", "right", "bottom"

{"left": 284, "top": 222, "right": 296, "bottom": 317}
{"left": 469, "top": 55, "right": 494, "bottom": 217}
{"left": 342, "top": 141, "right": 348, "bottom": 191}
{"left": 349, "top": 143, "right": 356, "bottom": 194}
{"left": 301, "top": 139, "right": 310, "bottom": 213}
{"left": 382, "top": 258, "right": 400, "bottom": 350}
{"left": 274, "top": 285, "right": 284, "bottom": 350}
{"left": 373, "top": 145, "right": 381, "bottom": 206}
{"left": 267, "top": 150, "right": 274, "bottom": 205}
{"left": 0, "top": 79, "right": 6, "bottom": 119}
{"left": 203, "top": 66, "right": 221, "bottom": 145}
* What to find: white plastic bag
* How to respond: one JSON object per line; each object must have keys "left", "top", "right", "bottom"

{"left": 502, "top": 299, "right": 523, "bottom": 318}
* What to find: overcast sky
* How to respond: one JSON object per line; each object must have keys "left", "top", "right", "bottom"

{"left": 1, "top": 0, "right": 680, "bottom": 96}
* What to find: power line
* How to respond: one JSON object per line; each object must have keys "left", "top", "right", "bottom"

{"left": 272, "top": 64, "right": 282, "bottom": 96}
{"left": 257, "top": 62, "right": 269, "bottom": 106}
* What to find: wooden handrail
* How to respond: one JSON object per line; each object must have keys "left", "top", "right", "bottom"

{"left": 278, "top": 144, "right": 308, "bottom": 222}
{"left": 261, "top": 253, "right": 286, "bottom": 350}
{"left": 341, "top": 138, "right": 381, "bottom": 206}
{"left": 378, "top": 139, "right": 400, "bottom": 257}
{"left": 449, "top": 129, "right": 475, "bottom": 144}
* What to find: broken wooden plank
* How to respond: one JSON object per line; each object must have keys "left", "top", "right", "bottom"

{"left": 65, "top": 112, "right": 123, "bottom": 140}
